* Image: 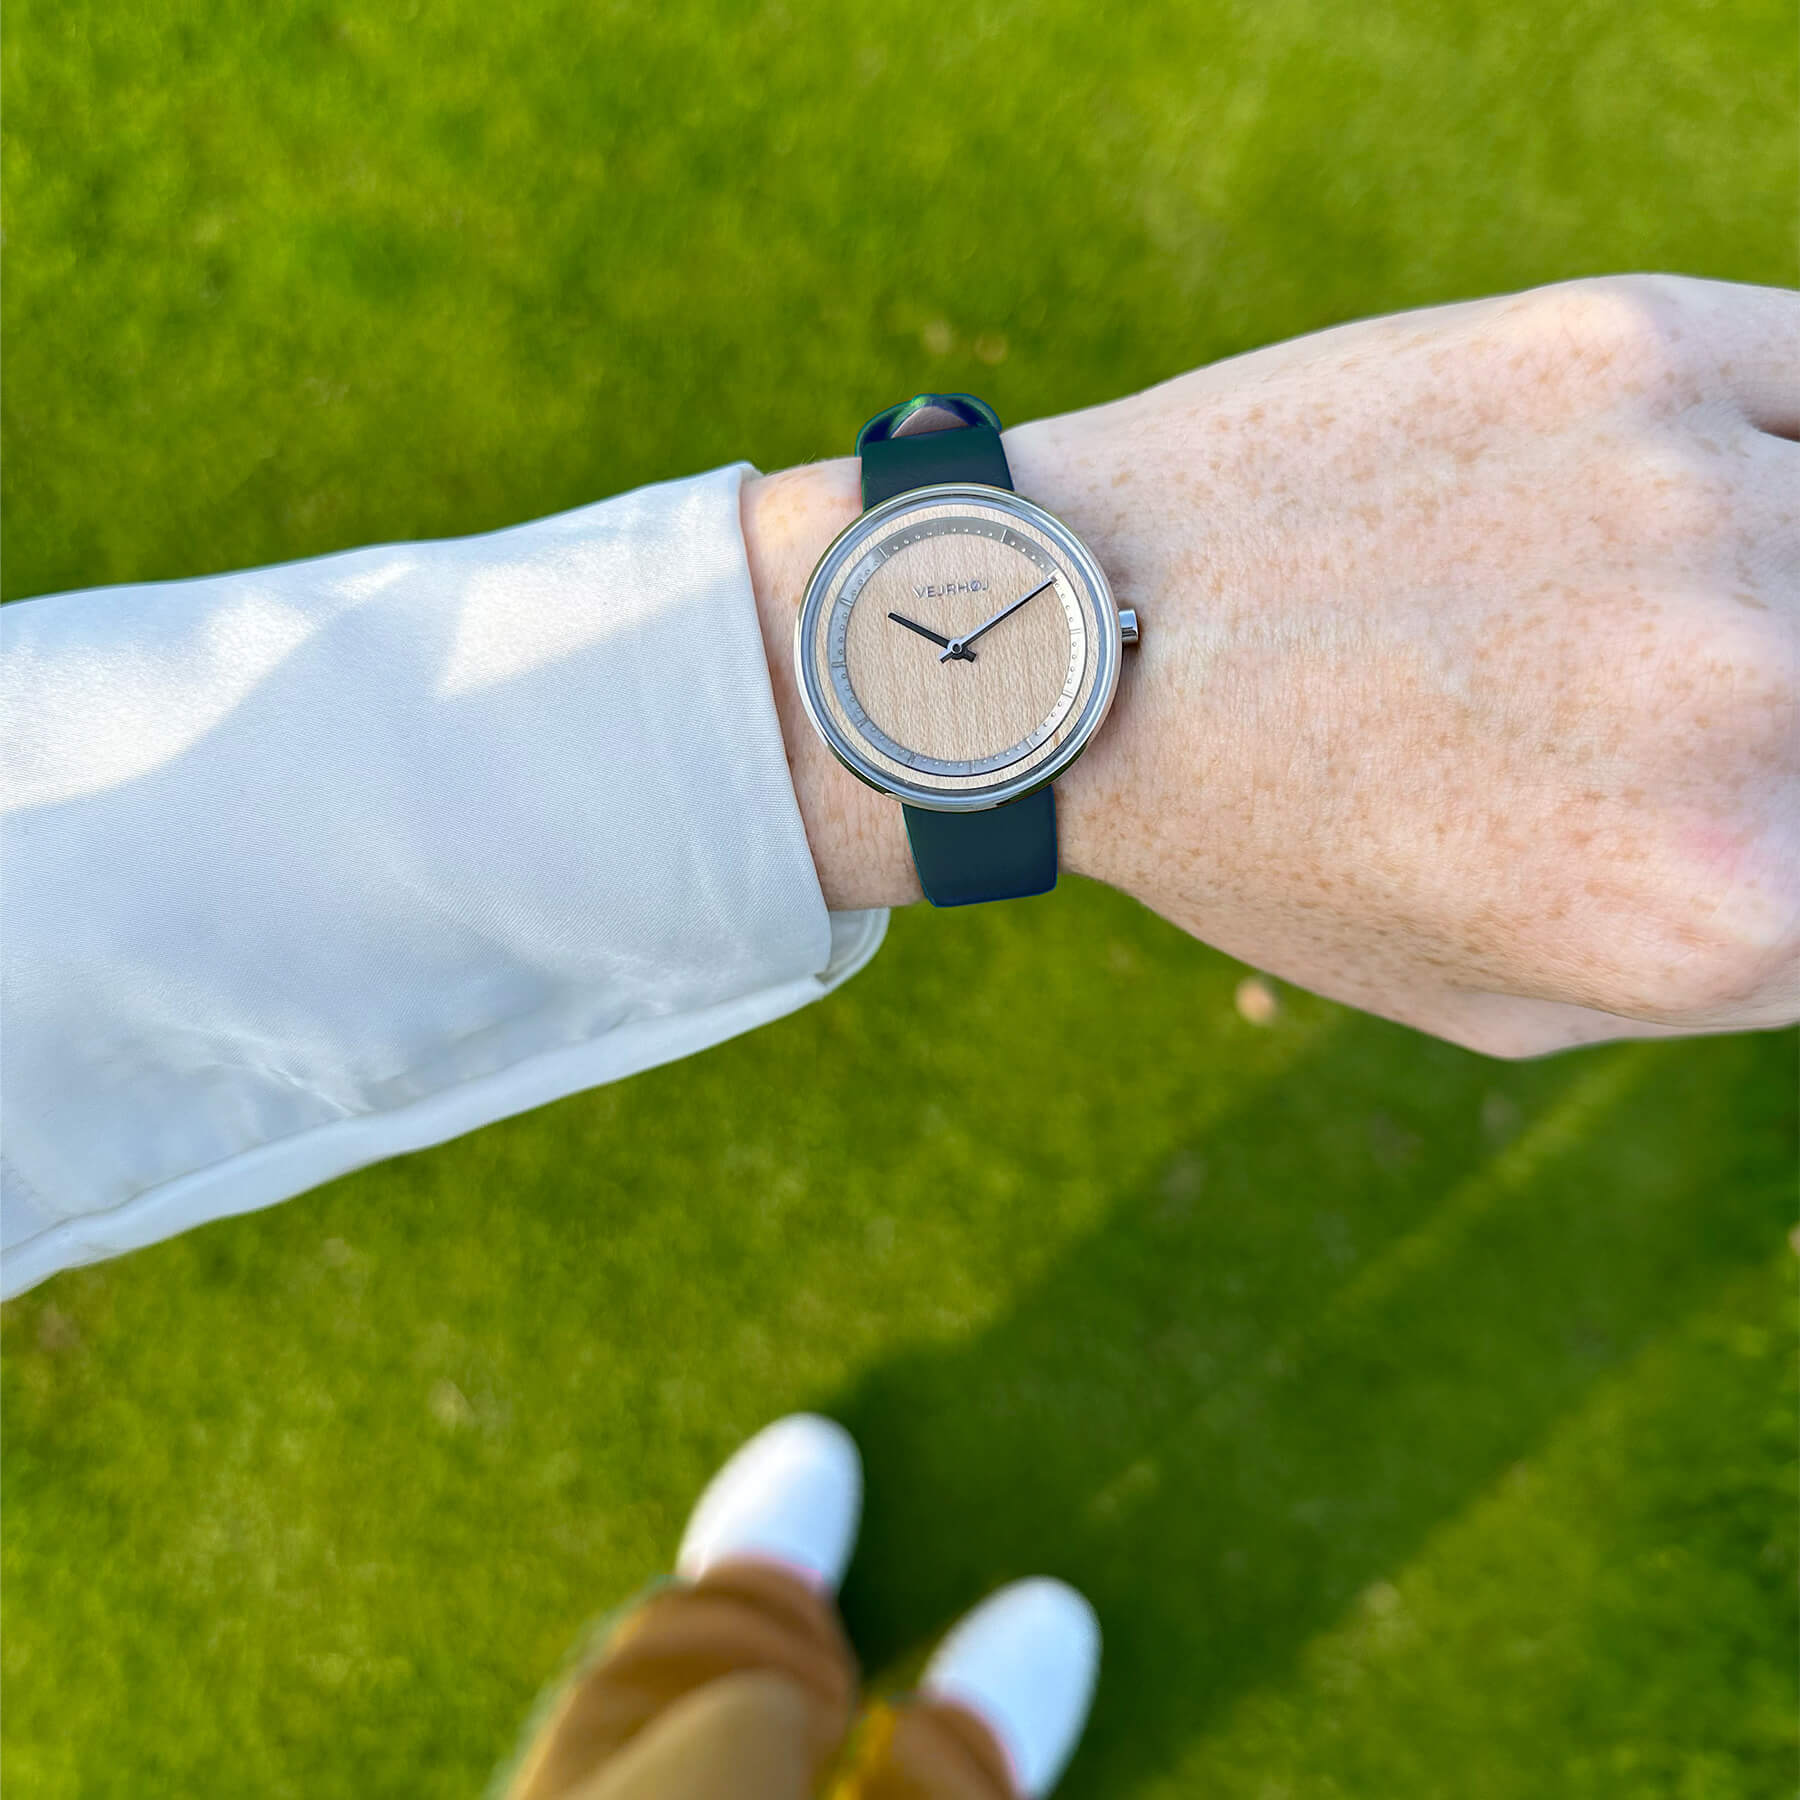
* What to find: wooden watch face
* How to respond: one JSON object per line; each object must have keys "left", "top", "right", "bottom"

{"left": 796, "top": 487, "right": 1119, "bottom": 810}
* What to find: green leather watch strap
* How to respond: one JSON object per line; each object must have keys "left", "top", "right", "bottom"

{"left": 903, "top": 786, "right": 1058, "bottom": 907}
{"left": 860, "top": 421, "right": 1013, "bottom": 506}
{"left": 854, "top": 393, "right": 1058, "bottom": 908}
{"left": 856, "top": 392, "right": 1013, "bottom": 508}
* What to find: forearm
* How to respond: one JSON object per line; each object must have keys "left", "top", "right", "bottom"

{"left": 1, "top": 466, "right": 881, "bottom": 1296}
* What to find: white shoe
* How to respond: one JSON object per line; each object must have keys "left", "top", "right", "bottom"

{"left": 921, "top": 1577, "right": 1101, "bottom": 1798}
{"left": 674, "top": 1414, "right": 862, "bottom": 1596}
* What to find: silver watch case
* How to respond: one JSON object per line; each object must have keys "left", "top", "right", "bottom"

{"left": 792, "top": 482, "right": 1124, "bottom": 814}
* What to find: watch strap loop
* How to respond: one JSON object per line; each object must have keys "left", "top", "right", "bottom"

{"left": 856, "top": 392, "right": 1013, "bottom": 508}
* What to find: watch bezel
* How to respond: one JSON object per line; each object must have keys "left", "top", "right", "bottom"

{"left": 793, "top": 482, "right": 1122, "bottom": 814}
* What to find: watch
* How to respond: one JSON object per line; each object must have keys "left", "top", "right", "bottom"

{"left": 793, "top": 393, "right": 1140, "bottom": 907}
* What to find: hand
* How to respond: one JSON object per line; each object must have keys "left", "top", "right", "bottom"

{"left": 746, "top": 276, "right": 1799, "bottom": 1058}
{"left": 939, "top": 576, "right": 1058, "bottom": 660}
{"left": 887, "top": 611, "right": 975, "bottom": 659}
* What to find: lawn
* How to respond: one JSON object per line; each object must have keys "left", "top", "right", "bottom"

{"left": 3, "top": 1, "right": 1795, "bottom": 1795}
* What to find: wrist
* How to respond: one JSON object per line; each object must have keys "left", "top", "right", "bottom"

{"left": 744, "top": 457, "right": 921, "bottom": 909}
{"left": 743, "top": 404, "right": 1170, "bottom": 913}
{"left": 1001, "top": 410, "right": 1167, "bottom": 897}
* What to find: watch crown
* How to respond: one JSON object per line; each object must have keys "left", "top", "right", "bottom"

{"left": 1119, "top": 608, "right": 1141, "bottom": 646}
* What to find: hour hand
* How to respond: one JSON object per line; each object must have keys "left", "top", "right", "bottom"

{"left": 888, "top": 611, "right": 975, "bottom": 658}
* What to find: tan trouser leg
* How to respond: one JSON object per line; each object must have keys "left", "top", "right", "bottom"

{"left": 567, "top": 1670, "right": 826, "bottom": 1800}
{"left": 829, "top": 1695, "right": 1019, "bottom": 1800}
{"left": 502, "top": 1559, "right": 858, "bottom": 1800}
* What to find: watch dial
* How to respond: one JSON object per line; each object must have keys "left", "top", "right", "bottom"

{"left": 798, "top": 489, "right": 1118, "bottom": 808}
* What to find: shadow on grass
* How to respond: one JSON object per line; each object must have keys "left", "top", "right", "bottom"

{"left": 826, "top": 1018, "right": 1787, "bottom": 1797}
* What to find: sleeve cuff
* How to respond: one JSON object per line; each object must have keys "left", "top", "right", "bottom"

{"left": 1, "top": 463, "right": 887, "bottom": 1296}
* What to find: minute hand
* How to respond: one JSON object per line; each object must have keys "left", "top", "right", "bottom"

{"left": 938, "top": 576, "right": 1059, "bottom": 662}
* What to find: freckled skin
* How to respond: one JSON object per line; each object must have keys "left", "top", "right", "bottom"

{"left": 747, "top": 275, "right": 1800, "bottom": 1060}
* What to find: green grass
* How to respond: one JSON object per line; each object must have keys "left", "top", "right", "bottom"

{"left": 3, "top": 1, "right": 1795, "bottom": 1795}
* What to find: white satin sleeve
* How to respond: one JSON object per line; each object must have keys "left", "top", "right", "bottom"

{"left": 0, "top": 464, "right": 887, "bottom": 1298}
